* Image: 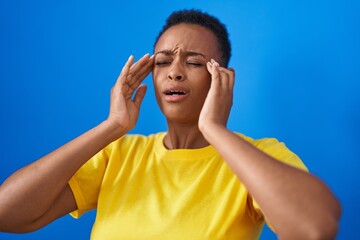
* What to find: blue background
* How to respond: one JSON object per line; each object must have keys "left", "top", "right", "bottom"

{"left": 1, "top": 0, "right": 359, "bottom": 239}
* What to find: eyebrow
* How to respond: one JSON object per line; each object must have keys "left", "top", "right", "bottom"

{"left": 155, "top": 50, "right": 206, "bottom": 58}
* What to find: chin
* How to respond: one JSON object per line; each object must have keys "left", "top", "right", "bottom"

{"left": 162, "top": 109, "right": 199, "bottom": 125}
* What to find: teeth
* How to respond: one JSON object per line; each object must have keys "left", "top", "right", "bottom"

{"left": 166, "top": 90, "right": 186, "bottom": 95}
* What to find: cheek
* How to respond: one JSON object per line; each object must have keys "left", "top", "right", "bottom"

{"left": 201, "top": 75, "right": 212, "bottom": 98}
{"left": 152, "top": 68, "right": 164, "bottom": 85}
{"left": 152, "top": 74, "right": 163, "bottom": 103}
{"left": 192, "top": 72, "right": 212, "bottom": 92}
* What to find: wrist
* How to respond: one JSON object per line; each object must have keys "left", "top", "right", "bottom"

{"left": 101, "top": 119, "right": 128, "bottom": 142}
{"left": 199, "top": 122, "right": 227, "bottom": 143}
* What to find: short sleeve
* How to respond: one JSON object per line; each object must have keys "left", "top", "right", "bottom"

{"left": 248, "top": 137, "right": 308, "bottom": 231}
{"left": 255, "top": 138, "right": 308, "bottom": 171}
{"left": 68, "top": 147, "right": 109, "bottom": 218}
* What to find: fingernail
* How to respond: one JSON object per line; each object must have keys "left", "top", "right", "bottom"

{"left": 210, "top": 59, "right": 219, "bottom": 67}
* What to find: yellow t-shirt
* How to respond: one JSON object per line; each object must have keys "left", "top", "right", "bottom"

{"left": 68, "top": 132, "right": 307, "bottom": 240}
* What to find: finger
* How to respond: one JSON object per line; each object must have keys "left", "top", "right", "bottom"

{"left": 127, "top": 54, "right": 154, "bottom": 88}
{"left": 210, "top": 58, "right": 233, "bottom": 89}
{"left": 115, "top": 55, "right": 134, "bottom": 88}
{"left": 208, "top": 59, "right": 221, "bottom": 89}
{"left": 128, "top": 57, "right": 154, "bottom": 90}
{"left": 129, "top": 53, "right": 150, "bottom": 71}
{"left": 133, "top": 55, "right": 154, "bottom": 81}
{"left": 206, "top": 61, "right": 213, "bottom": 75}
{"left": 133, "top": 84, "right": 147, "bottom": 108}
{"left": 218, "top": 67, "right": 235, "bottom": 89}
{"left": 218, "top": 69, "right": 229, "bottom": 89}
{"left": 226, "top": 68, "right": 235, "bottom": 89}
{"left": 213, "top": 60, "right": 231, "bottom": 91}
{"left": 227, "top": 68, "right": 235, "bottom": 89}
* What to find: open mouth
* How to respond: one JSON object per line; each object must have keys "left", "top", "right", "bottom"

{"left": 162, "top": 87, "right": 189, "bottom": 102}
{"left": 164, "top": 90, "right": 187, "bottom": 96}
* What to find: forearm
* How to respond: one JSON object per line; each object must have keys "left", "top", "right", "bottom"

{"left": 201, "top": 124, "right": 341, "bottom": 239}
{"left": 0, "top": 120, "right": 123, "bottom": 227}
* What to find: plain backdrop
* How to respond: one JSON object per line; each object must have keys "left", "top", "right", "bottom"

{"left": 1, "top": 0, "right": 359, "bottom": 239}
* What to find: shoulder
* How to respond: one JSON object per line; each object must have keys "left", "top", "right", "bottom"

{"left": 235, "top": 132, "right": 308, "bottom": 171}
{"left": 235, "top": 132, "right": 290, "bottom": 151}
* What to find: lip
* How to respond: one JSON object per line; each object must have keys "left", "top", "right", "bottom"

{"left": 162, "top": 86, "right": 190, "bottom": 102}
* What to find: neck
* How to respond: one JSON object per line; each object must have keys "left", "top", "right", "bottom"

{"left": 164, "top": 120, "right": 209, "bottom": 149}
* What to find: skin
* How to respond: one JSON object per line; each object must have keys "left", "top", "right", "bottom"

{"left": 0, "top": 23, "right": 341, "bottom": 239}
{"left": 152, "top": 23, "right": 223, "bottom": 149}
{"left": 155, "top": 24, "right": 341, "bottom": 239}
{"left": 0, "top": 54, "right": 154, "bottom": 232}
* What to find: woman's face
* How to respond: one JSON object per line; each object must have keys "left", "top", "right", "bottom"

{"left": 153, "top": 23, "right": 222, "bottom": 124}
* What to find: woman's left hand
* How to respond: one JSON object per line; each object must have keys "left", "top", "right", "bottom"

{"left": 198, "top": 59, "right": 235, "bottom": 134}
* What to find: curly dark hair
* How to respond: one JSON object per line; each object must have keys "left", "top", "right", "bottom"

{"left": 154, "top": 9, "right": 231, "bottom": 67}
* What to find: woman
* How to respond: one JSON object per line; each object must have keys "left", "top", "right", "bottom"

{"left": 0, "top": 10, "right": 341, "bottom": 239}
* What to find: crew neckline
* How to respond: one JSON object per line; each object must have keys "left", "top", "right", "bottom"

{"left": 153, "top": 132, "right": 218, "bottom": 160}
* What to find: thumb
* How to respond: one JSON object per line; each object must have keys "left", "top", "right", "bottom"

{"left": 133, "top": 84, "right": 147, "bottom": 108}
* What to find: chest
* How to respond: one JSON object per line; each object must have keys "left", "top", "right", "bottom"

{"left": 91, "top": 152, "right": 262, "bottom": 239}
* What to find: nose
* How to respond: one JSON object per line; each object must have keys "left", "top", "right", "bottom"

{"left": 167, "top": 62, "right": 184, "bottom": 81}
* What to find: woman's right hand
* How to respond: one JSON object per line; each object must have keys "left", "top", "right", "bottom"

{"left": 0, "top": 53, "right": 154, "bottom": 233}
{"left": 108, "top": 54, "right": 154, "bottom": 136}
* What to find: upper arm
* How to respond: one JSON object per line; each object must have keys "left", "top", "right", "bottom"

{"left": 21, "top": 184, "right": 77, "bottom": 233}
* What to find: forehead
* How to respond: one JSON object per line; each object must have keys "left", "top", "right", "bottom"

{"left": 155, "top": 23, "right": 220, "bottom": 58}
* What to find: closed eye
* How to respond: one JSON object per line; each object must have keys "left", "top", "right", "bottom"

{"left": 155, "top": 61, "right": 171, "bottom": 66}
{"left": 187, "top": 62, "right": 203, "bottom": 67}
